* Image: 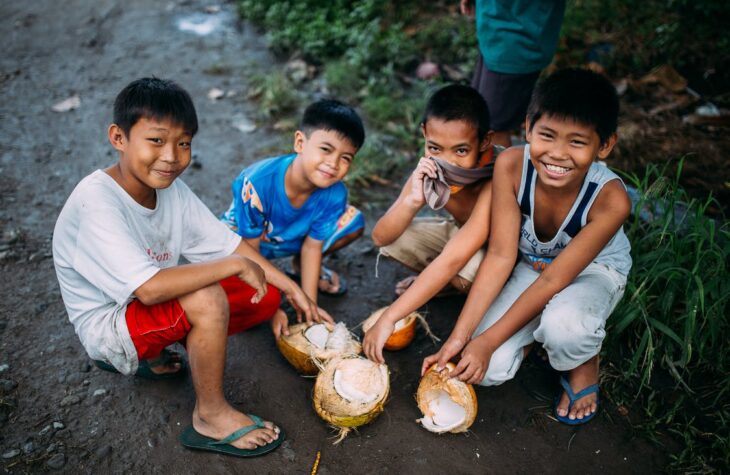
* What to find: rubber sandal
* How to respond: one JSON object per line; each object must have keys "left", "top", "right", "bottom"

{"left": 180, "top": 414, "right": 285, "bottom": 458}
{"left": 286, "top": 265, "right": 348, "bottom": 297}
{"left": 93, "top": 349, "right": 187, "bottom": 381}
{"left": 554, "top": 376, "right": 599, "bottom": 425}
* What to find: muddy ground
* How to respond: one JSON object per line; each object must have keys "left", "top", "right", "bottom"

{"left": 1, "top": 1, "right": 668, "bottom": 473}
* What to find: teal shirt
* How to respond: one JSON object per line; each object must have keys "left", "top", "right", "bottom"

{"left": 476, "top": 0, "right": 566, "bottom": 74}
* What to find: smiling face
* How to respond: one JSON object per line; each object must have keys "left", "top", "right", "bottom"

{"left": 421, "top": 118, "right": 489, "bottom": 169}
{"left": 526, "top": 114, "right": 616, "bottom": 191}
{"left": 293, "top": 128, "right": 357, "bottom": 189}
{"left": 107, "top": 116, "right": 192, "bottom": 207}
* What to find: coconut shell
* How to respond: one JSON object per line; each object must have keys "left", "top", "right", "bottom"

{"left": 361, "top": 307, "right": 419, "bottom": 351}
{"left": 276, "top": 322, "right": 361, "bottom": 375}
{"left": 416, "top": 363, "right": 477, "bottom": 433}
{"left": 313, "top": 355, "right": 390, "bottom": 432}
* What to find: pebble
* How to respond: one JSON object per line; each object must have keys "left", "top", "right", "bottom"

{"left": 2, "top": 449, "right": 20, "bottom": 459}
{"left": 22, "top": 441, "right": 34, "bottom": 454}
{"left": 0, "top": 364, "right": 9, "bottom": 373}
{"left": 46, "top": 443, "right": 58, "bottom": 454}
{"left": 79, "top": 361, "right": 91, "bottom": 373}
{"left": 65, "top": 372, "right": 84, "bottom": 385}
{"left": 0, "top": 379, "right": 18, "bottom": 391}
{"left": 281, "top": 446, "right": 296, "bottom": 462}
{"left": 60, "top": 394, "right": 81, "bottom": 407}
{"left": 93, "top": 389, "right": 107, "bottom": 397}
{"left": 95, "top": 445, "right": 112, "bottom": 459}
{"left": 53, "top": 421, "right": 64, "bottom": 430}
{"left": 40, "top": 425, "right": 52, "bottom": 436}
{"left": 46, "top": 453, "right": 65, "bottom": 469}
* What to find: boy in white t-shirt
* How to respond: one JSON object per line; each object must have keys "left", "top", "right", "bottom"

{"left": 53, "top": 78, "right": 330, "bottom": 457}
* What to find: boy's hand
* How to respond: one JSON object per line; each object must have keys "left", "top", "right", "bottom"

{"left": 281, "top": 283, "right": 335, "bottom": 325}
{"left": 363, "top": 318, "right": 395, "bottom": 364}
{"left": 459, "top": 0, "right": 475, "bottom": 16}
{"left": 407, "top": 156, "right": 438, "bottom": 207}
{"left": 421, "top": 336, "right": 467, "bottom": 376}
{"left": 271, "top": 309, "right": 290, "bottom": 340}
{"left": 236, "top": 257, "right": 268, "bottom": 303}
{"left": 449, "top": 337, "right": 493, "bottom": 384}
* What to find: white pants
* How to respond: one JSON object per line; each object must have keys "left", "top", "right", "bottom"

{"left": 473, "top": 261, "right": 627, "bottom": 386}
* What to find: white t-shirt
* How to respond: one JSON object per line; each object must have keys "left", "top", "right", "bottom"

{"left": 52, "top": 170, "right": 241, "bottom": 374}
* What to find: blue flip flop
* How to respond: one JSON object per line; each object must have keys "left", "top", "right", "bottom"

{"left": 286, "top": 265, "right": 348, "bottom": 296}
{"left": 554, "top": 376, "right": 599, "bottom": 425}
{"left": 93, "top": 349, "right": 187, "bottom": 381}
{"left": 179, "top": 414, "right": 285, "bottom": 458}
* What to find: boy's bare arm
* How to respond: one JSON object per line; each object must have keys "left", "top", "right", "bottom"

{"left": 364, "top": 181, "right": 493, "bottom": 363}
{"left": 422, "top": 148, "right": 523, "bottom": 372}
{"left": 233, "top": 240, "right": 334, "bottom": 324}
{"left": 134, "top": 254, "right": 265, "bottom": 306}
{"left": 371, "top": 158, "right": 439, "bottom": 246}
{"left": 299, "top": 236, "right": 324, "bottom": 304}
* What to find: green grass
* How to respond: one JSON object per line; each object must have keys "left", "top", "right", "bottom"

{"left": 606, "top": 159, "right": 730, "bottom": 472}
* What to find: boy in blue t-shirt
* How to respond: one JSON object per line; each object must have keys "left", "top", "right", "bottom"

{"left": 221, "top": 99, "right": 365, "bottom": 334}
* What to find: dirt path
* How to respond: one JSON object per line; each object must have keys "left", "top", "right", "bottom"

{"left": 0, "top": 1, "right": 665, "bottom": 473}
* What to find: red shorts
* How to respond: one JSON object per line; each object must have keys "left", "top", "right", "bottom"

{"left": 125, "top": 276, "right": 281, "bottom": 360}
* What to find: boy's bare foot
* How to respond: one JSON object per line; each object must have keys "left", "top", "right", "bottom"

{"left": 556, "top": 356, "right": 599, "bottom": 421}
{"left": 394, "top": 275, "right": 418, "bottom": 295}
{"left": 147, "top": 350, "right": 184, "bottom": 375}
{"left": 193, "top": 405, "right": 280, "bottom": 450}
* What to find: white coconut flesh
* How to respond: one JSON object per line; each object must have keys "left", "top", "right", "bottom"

{"left": 332, "top": 358, "right": 387, "bottom": 405}
{"left": 304, "top": 323, "right": 330, "bottom": 349}
{"left": 419, "top": 390, "right": 467, "bottom": 433}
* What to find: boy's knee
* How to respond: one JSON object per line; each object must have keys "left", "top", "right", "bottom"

{"left": 181, "top": 284, "right": 229, "bottom": 326}
{"left": 536, "top": 310, "right": 605, "bottom": 370}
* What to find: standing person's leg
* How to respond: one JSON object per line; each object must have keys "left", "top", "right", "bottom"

{"left": 471, "top": 54, "right": 540, "bottom": 147}
{"left": 533, "top": 263, "right": 627, "bottom": 423}
{"left": 180, "top": 284, "right": 281, "bottom": 451}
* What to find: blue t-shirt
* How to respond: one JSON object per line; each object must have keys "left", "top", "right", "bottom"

{"left": 221, "top": 154, "right": 348, "bottom": 258}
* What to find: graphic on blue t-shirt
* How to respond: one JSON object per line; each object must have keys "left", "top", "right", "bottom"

{"left": 220, "top": 154, "right": 351, "bottom": 259}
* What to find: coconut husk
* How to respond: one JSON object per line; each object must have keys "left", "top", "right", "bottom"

{"left": 361, "top": 307, "right": 440, "bottom": 351}
{"left": 416, "top": 363, "right": 477, "bottom": 434}
{"left": 276, "top": 322, "right": 361, "bottom": 375}
{"left": 313, "top": 355, "right": 390, "bottom": 443}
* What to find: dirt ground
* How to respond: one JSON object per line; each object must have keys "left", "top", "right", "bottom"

{"left": 1, "top": 1, "right": 668, "bottom": 473}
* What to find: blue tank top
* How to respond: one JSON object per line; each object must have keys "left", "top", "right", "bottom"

{"left": 516, "top": 145, "right": 632, "bottom": 276}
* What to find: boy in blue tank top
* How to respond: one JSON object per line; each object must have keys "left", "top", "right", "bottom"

{"left": 221, "top": 100, "right": 365, "bottom": 336}
{"left": 423, "top": 68, "right": 632, "bottom": 425}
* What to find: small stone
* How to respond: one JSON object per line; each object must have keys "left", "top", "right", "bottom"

{"left": 0, "top": 379, "right": 18, "bottom": 391}
{"left": 79, "top": 361, "right": 91, "bottom": 373}
{"left": 53, "top": 422, "right": 65, "bottom": 430}
{"left": 51, "top": 95, "right": 81, "bottom": 113}
{"left": 2, "top": 449, "right": 20, "bottom": 459}
{"left": 83, "top": 379, "right": 90, "bottom": 386}
{"left": 281, "top": 446, "right": 295, "bottom": 462}
{"left": 0, "top": 364, "right": 9, "bottom": 373}
{"left": 207, "top": 88, "right": 225, "bottom": 101}
{"left": 60, "top": 394, "right": 81, "bottom": 407}
{"left": 232, "top": 114, "right": 256, "bottom": 133}
{"left": 22, "top": 441, "right": 34, "bottom": 454}
{"left": 95, "top": 445, "right": 112, "bottom": 459}
{"left": 46, "top": 443, "right": 58, "bottom": 454}
{"left": 40, "top": 425, "right": 52, "bottom": 436}
{"left": 46, "top": 453, "right": 66, "bottom": 469}
{"left": 65, "top": 372, "right": 83, "bottom": 385}
{"left": 93, "top": 389, "right": 107, "bottom": 397}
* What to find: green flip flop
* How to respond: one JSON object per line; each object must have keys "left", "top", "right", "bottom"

{"left": 93, "top": 349, "right": 187, "bottom": 381}
{"left": 179, "top": 414, "right": 285, "bottom": 458}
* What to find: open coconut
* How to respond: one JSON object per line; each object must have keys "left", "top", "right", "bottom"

{"left": 416, "top": 363, "right": 477, "bottom": 434}
{"left": 276, "top": 322, "right": 361, "bottom": 375}
{"left": 313, "top": 355, "right": 390, "bottom": 442}
{"left": 361, "top": 307, "right": 421, "bottom": 351}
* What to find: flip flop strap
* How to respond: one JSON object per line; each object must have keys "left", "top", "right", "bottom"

{"left": 210, "top": 415, "right": 266, "bottom": 446}
{"left": 559, "top": 376, "right": 599, "bottom": 403}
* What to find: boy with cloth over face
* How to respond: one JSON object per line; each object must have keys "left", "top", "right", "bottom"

{"left": 364, "top": 84, "right": 502, "bottom": 363}
{"left": 53, "top": 78, "right": 327, "bottom": 457}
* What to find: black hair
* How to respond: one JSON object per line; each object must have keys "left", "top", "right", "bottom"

{"left": 527, "top": 68, "right": 619, "bottom": 145}
{"left": 422, "top": 84, "right": 491, "bottom": 141}
{"left": 113, "top": 77, "right": 198, "bottom": 137}
{"left": 300, "top": 99, "right": 365, "bottom": 150}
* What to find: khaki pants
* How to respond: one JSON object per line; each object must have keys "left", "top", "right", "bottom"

{"left": 379, "top": 217, "right": 486, "bottom": 283}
